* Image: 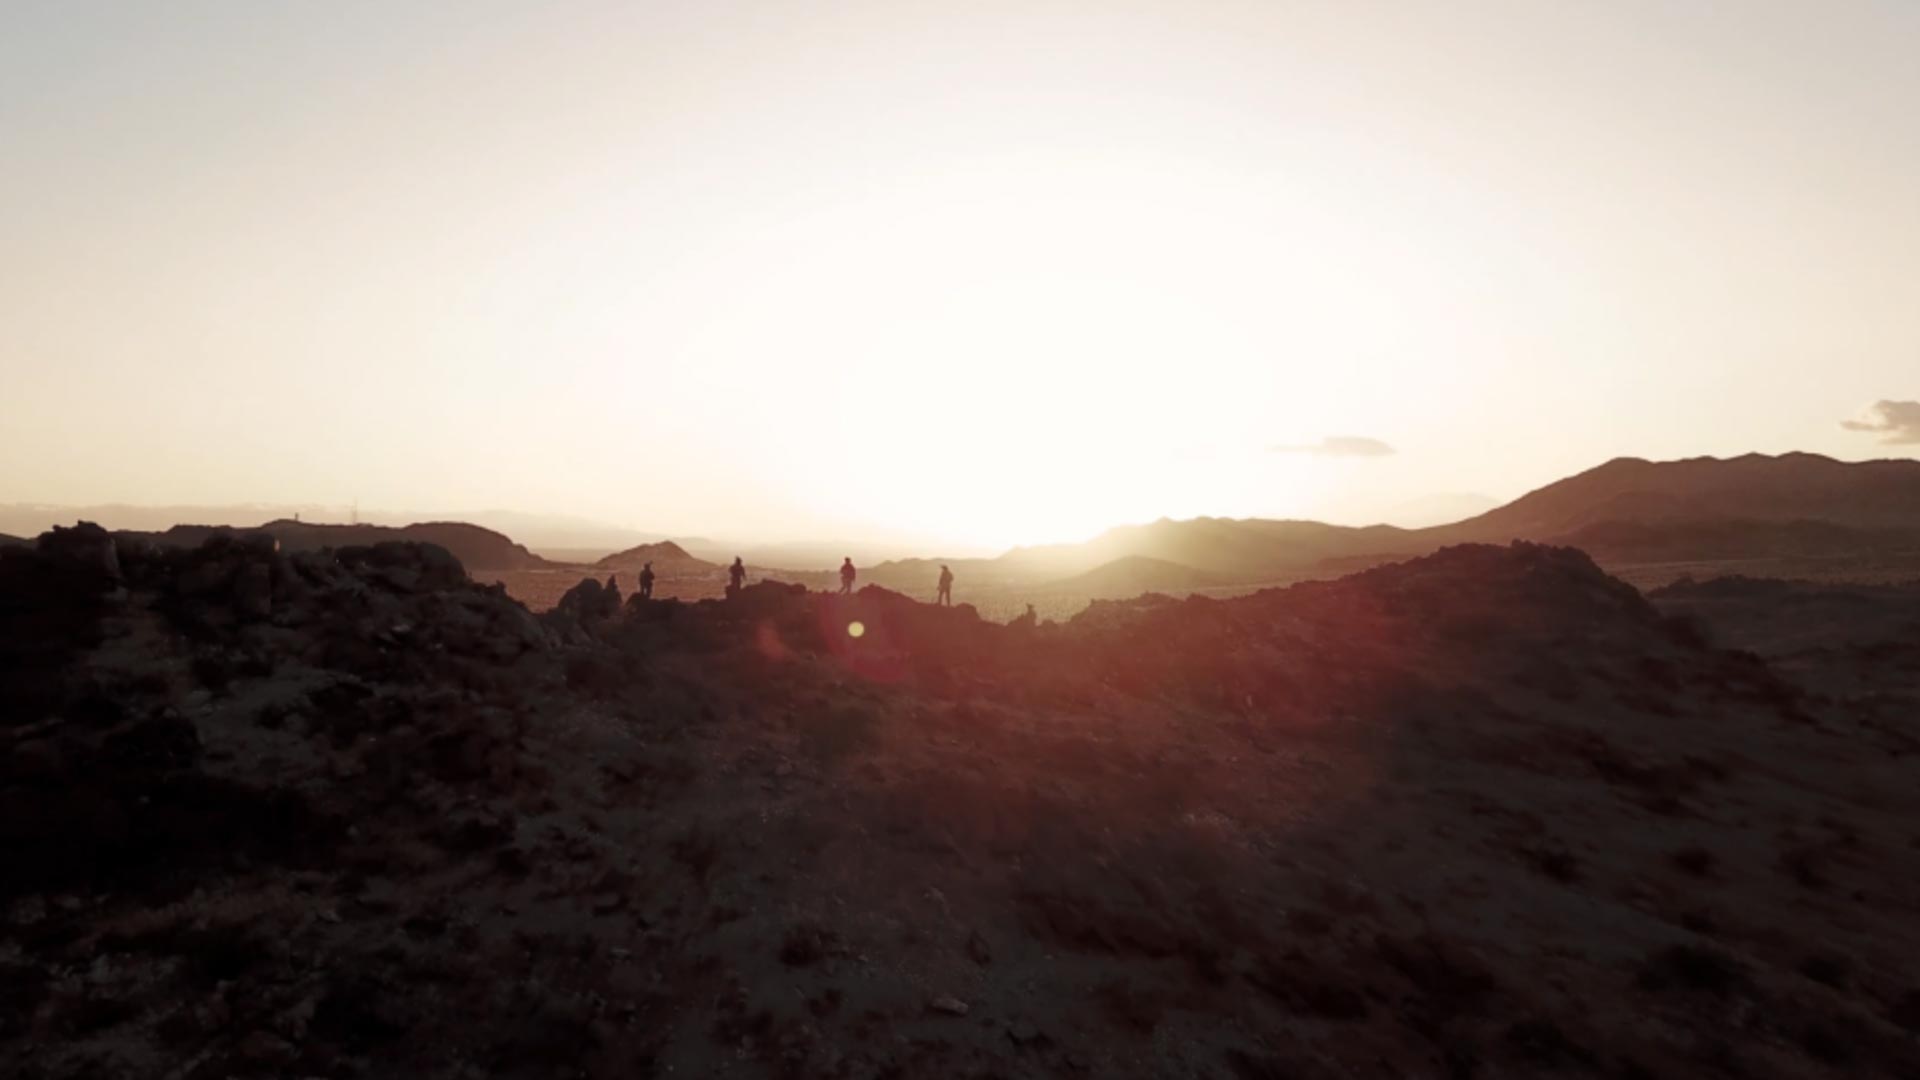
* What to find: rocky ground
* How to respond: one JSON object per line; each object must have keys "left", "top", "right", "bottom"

{"left": 3, "top": 526, "right": 1918, "bottom": 1078}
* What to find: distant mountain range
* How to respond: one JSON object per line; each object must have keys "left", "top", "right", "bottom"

{"left": 12, "top": 452, "right": 1919, "bottom": 590}
{"left": 1444, "top": 451, "right": 1920, "bottom": 538}
{"left": 0, "top": 504, "right": 669, "bottom": 556}
{"left": 866, "top": 452, "right": 1920, "bottom": 590}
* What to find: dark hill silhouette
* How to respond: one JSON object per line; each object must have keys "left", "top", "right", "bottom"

{"left": 115, "top": 519, "right": 552, "bottom": 571}
{"left": 0, "top": 533, "right": 23, "bottom": 548}
{"left": 1439, "top": 452, "right": 1920, "bottom": 540}
{"left": 594, "top": 539, "right": 717, "bottom": 574}
{"left": 0, "top": 503, "right": 672, "bottom": 556}
{"left": 1002, "top": 517, "right": 1417, "bottom": 579}
{"left": 867, "top": 518, "right": 1419, "bottom": 591}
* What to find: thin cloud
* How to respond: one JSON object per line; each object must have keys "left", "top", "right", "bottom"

{"left": 1841, "top": 400, "right": 1920, "bottom": 444}
{"left": 1269, "top": 435, "right": 1397, "bottom": 458}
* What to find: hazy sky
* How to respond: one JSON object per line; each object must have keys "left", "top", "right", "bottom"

{"left": 4, "top": 1, "right": 1916, "bottom": 549}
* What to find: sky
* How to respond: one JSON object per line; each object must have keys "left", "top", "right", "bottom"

{"left": 3, "top": 1, "right": 1917, "bottom": 550}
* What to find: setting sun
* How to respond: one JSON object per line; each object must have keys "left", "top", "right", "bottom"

{"left": 8, "top": 3, "right": 1914, "bottom": 551}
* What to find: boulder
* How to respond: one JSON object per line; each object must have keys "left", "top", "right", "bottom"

{"left": 555, "top": 577, "right": 620, "bottom": 622}
{"left": 335, "top": 542, "right": 468, "bottom": 593}
{"left": 36, "top": 522, "right": 121, "bottom": 584}
{"left": 234, "top": 562, "right": 274, "bottom": 621}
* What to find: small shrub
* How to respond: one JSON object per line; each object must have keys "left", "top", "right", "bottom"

{"left": 191, "top": 653, "right": 235, "bottom": 693}
{"left": 1669, "top": 847, "right": 1716, "bottom": 877}
{"left": 1224, "top": 1048, "right": 1299, "bottom": 1080}
{"left": 0, "top": 963, "right": 48, "bottom": 1041}
{"left": 1886, "top": 990, "right": 1920, "bottom": 1033}
{"left": 1286, "top": 907, "right": 1334, "bottom": 936}
{"left": 57, "top": 993, "right": 138, "bottom": 1036}
{"left": 565, "top": 654, "right": 627, "bottom": 698}
{"left": 1679, "top": 909, "right": 1719, "bottom": 935}
{"left": 1377, "top": 933, "right": 1497, "bottom": 1013}
{"left": 310, "top": 974, "right": 409, "bottom": 1052}
{"left": 1248, "top": 950, "right": 1369, "bottom": 1020}
{"left": 1778, "top": 844, "right": 1830, "bottom": 890}
{"left": 1801, "top": 1022, "right": 1852, "bottom": 1065}
{"left": 779, "top": 922, "right": 835, "bottom": 967}
{"left": 801, "top": 702, "right": 880, "bottom": 764}
{"left": 1520, "top": 844, "right": 1582, "bottom": 882}
{"left": 1506, "top": 1019, "right": 1591, "bottom": 1067}
{"left": 1638, "top": 943, "right": 1745, "bottom": 996}
{"left": 1092, "top": 977, "right": 1163, "bottom": 1034}
{"left": 1798, "top": 952, "right": 1851, "bottom": 988}
{"left": 489, "top": 1005, "right": 598, "bottom": 1073}
{"left": 670, "top": 825, "right": 721, "bottom": 886}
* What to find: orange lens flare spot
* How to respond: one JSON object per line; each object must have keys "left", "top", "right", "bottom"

{"left": 847, "top": 621, "right": 865, "bottom": 639}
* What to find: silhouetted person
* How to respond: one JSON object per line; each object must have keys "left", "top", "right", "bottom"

{"left": 638, "top": 561, "right": 655, "bottom": 600}
{"left": 936, "top": 564, "right": 953, "bottom": 606}
{"left": 839, "top": 557, "right": 856, "bottom": 595}
{"left": 727, "top": 557, "right": 746, "bottom": 599}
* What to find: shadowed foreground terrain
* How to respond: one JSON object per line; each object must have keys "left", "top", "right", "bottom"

{"left": 4, "top": 525, "right": 1918, "bottom": 1078}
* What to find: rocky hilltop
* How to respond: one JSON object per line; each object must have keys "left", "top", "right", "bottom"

{"left": 3, "top": 525, "right": 1917, "bottom": 1078}
{"left": 594, "top": 540, "right": 717, "bottom": 576}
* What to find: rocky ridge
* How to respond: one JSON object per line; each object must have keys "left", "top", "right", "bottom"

{"left": 3, "top": 527, "right": 1917, "bottom": 1078}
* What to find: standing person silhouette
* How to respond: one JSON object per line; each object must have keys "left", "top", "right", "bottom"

{"left": 936, "top": 564, "right": 953, "bottom": 606}
{"left": 727, "top": 557, "right": 746, "bottom": 598}
{"left": 839, "top": 557, "right": 856, "bottom": 595}
{"left": 638, "top": 561, "right": 655, "bottom": 601}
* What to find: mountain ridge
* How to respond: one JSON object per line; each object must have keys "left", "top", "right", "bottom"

{"left": 19, "top": 451, "right": 1920, "bottom": 594}
{"left": 1439, "top": 451, "right": 1920, "bottom": 539}
{"left": 113, "top": 519, "right": 553, "bottom": 572}
{"left": 868, "top": 452, "right": 1920, "bottom": 589}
